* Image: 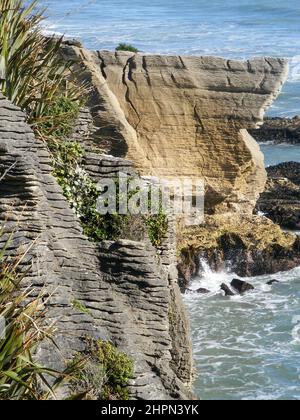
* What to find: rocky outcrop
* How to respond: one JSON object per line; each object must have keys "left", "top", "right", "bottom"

{"left": 178, "top": 215, "right": 300, "bottom": 290}
{"left": 61, "top": 42, "right": 288, "bottom": 215}
{"left": 257, "top": 162, "right": 300, "bottom": 229}
{"left": 250, "top": 116, "right": 300, "bottom": 144}
{"left": 0, "top": 93, "right": 193, "bottom": 400}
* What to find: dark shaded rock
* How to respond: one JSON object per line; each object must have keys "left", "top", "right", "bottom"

{"left": 256, "top": 162, "right": 300, "bottom": 230}
{"left": 231, "top": 279, "right": 255, "bottom": 294}
{"left": 250, "top": 117, "right": 300, "bottom": 144}
{"left": 266, "top": 279, "right": 280, "bottom": 285}
{"left": 196, "top": 288, "right": 210, "bottom": 294}
{"left": 221, "top": 283, "right": 235, "bottom": 297}
{"left": 186, "top": 288, "right": 210, "bottom": 295}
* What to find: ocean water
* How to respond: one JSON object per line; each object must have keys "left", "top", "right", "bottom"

{"left": 184, "top": 262, "right": 300, "bottom": 400}
{"left": 40, "top": 0, "right": 300, "bottom": 400}
{"left": 42, "top": 0, "right": 300, "bottom": 117}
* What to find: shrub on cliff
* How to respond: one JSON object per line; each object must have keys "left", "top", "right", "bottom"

{"left": 116, "top": 43, "right": 139, "bottom": 53}
{"left": 69, "top": 338, "right": 134, "bottom": 400}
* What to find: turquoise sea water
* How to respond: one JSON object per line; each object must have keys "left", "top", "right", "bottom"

{"left": 41, "top": 0, "right": 300, "bottom": 400}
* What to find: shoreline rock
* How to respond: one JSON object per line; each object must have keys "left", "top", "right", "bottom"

{"left": 256, "top": 162, "right": 300, "bottom": 230}
{"left": 250, "top": 116, "right": 300, "bottom": 144}
{"left": 178, "top": 215, "right": 300, "bottom": 290}
{"left": 231, "top": 279, "right": 255, "bottom": 294}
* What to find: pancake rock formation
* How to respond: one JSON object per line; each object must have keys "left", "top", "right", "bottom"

{"left": 62, "top": 43, "right": 289, "bottom": 214}
{"left": 0, "top": 93, "right": 193, "bottom": 400}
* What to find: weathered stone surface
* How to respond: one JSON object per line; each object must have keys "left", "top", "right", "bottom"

{"left": 62, "top": 44, "right": 288, "bottom": 215}
{"left": 257, "top": 162, "right": 300, "bottom": 229}
{"left": 0, "top": 93, "right": 193, "bottom": 400}
{"left": 250, "top": 116, "right": 300, "bottom": 144}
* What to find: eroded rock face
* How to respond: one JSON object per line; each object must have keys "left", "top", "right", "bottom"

{"left": 62, "top": 44, "right": 288, "bottom": 214}
{"left": 0, "top": 94, "right": 193, "bottom": 400}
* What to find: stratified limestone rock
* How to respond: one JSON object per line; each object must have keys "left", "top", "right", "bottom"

{"left": 250, "top": 116, "right": 300, "bottom": 144}
{"left": 0, "top": 93, "right": 193, "bottom": 400}
{"left": 257, "top": 162, "right": 300, "bottom": 229}
{"left": 62, "top": 44, "right": 288, "bottom": 214}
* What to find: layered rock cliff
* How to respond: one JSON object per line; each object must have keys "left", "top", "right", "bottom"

{"left": 0, "top": 42, "right": 291, "bottom": 399}
{"left": 0, "top": 93, "right": 193, "bottom": 399}
{"left": 62, "top": 43, "right": 288, "bottom": 214}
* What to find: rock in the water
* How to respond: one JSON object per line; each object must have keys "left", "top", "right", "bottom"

{"left": 178, "top": 215, "right": 300, "bottom": 288}
{"left": 250, "top": 116, "right": 300, "bottom": 144}
{"left": 257, "top": 162, "right": 300, "bottom": 230}
{"left": 266, "top": 279, "right": 280, "bottom": 285}
{"left": 231, "top": 279, "right": 255, "bottom": 294}
{"left": 196, "top": 288, "right": 210, "bottom": 294}
{"left": 221, "top": 283, "right": 235, "bottom": 297}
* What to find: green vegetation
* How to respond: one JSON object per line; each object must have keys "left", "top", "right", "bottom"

{"left": 71, "top": 300, "right": 91, "bottom": 315}
{"left": 116, "top": 43, "right": 139, "bottom": 53}
{"left": 145, "top": 211, "right": 169, "bottom": 248}
{"left": 70, "top": 339, "right": 134, "bottom": 400}
{"left": 51, "top": 139, "right": 168, "bottom": 246}
{"left": 32, "top": 95, "right": 80, "bottom": 140}
{"left": 0, "top": 0, "right": 84, "bottom": 124}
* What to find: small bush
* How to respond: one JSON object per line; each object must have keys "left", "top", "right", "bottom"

{"left": 116, "top": 43, "right": 139, "bottom": 53}
{"left": 70, "top": 339, "right": 134, "bottom": 400}
{"left": 145, "top": 212, "right": 169, "bottom": 248}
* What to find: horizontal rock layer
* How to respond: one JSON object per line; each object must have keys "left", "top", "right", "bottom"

{"left": 62, "top": 43, "right": 288, "bottom": 214}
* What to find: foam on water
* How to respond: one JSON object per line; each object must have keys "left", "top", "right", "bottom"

{"left": 184, "top": 263, "right": 300, "bottom": 400}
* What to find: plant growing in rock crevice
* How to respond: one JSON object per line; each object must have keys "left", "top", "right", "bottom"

{"left": 69, "top": 338, "right": 134, "bottom": 400}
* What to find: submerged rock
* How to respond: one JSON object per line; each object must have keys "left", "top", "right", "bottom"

{"left": 221, "top": 283, "right": 235, "bottom": 297}
{"left": 231, "top": 279, "right": 255, "bottom": 294}
{"left": 250, "top": 116, "right": 300, "bottom": 144}
{"left": 256, "top": 162, "right": 300, "bottom": 230}
{"left": 196, "top": 288, "right": 210, "bottom": 294}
